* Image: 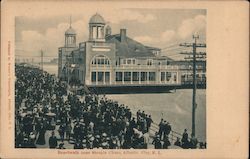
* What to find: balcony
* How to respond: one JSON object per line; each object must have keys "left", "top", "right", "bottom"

{"left": 115, "top": 65, "right": 179, "bottom": 71}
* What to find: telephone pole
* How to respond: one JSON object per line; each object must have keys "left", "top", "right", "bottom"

{"left": 66, "top": 55, "right": 70, "bottom": 85}
{"left": 179, "top": 35, "right": 206, "bottom": 137}
{"left": 40, "top": 50, "right": 44, "bottom": 71}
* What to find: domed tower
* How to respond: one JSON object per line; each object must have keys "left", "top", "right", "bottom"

{"left": 89, "top": 13, "right": 106, "bottom": 42}
{"left": 65, "top": 17, "right": 76, "bottom": 47}
{"left": 105, "top": 25, "right": 112, "bottom": 37}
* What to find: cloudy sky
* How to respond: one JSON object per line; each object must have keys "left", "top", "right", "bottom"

{"left": 15, "top": 9, "right": 206, "bottom": 61}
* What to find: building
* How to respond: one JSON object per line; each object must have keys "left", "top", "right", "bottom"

{"left": 58, "top": 13, "right": 205, "bottom": 91}
{"left": 169, "top": 60, "right": 206, "bottom": 86}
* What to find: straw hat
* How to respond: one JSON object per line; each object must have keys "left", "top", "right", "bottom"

{"left": 102, "top": 133, "right": 107, "bottom": 137}
{"left": 89, "top": 136, "right": 95, "bottom": 141}
{"left": 95, "top": 135, "right": 100, "bottom": 139}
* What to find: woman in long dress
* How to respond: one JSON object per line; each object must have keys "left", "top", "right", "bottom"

{"left": 36, "top": 123, "right": 46, "bottom": 145}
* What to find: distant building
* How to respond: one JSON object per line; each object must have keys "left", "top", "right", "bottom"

{"left": 49, "top": 58, "right": 58, "bottom": 64}
{"left": 58, "top": 13, "right": 205, "bottom": 88}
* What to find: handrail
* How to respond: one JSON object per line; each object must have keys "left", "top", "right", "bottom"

{"left": 131, "top": 112, "right": 193, "bottom": 146}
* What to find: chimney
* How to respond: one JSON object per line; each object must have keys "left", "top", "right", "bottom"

{"left": 120, "top": 29, "right": 126, "bottom": 43}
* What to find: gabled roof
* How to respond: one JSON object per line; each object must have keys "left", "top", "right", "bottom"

{"left": 105, "top": 34, "right": 156, "bottom": 58}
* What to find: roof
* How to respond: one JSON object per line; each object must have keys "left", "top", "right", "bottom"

{"left": 89, "top": 13, "right": 105, "bottom": 24}
{"left": 155, "top": 56, "right": 174, "bottom": 61}
{"left": 65, "top": 27, "right": 76, "bottom": 35}
{"left": 105, "top": 34, "right": 156, "bottom": 58}
{"left": 145, "top": 46, "right": 161, "bottom": 51}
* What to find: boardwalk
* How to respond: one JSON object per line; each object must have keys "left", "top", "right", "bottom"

{"left": 15, "top": 64, "right": 206, "bottom": 149}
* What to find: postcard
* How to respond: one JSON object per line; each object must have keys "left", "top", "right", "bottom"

{"left": 0, "top": 0, "right": 249, "bottom": 158}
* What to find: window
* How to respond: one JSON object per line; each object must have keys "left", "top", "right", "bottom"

{"left": 97, "top": 26, "right": 102, "bottom": 38}
{"left": 141, "top": 72, "right": 147, "bottom": 81}
{"left": 147, "top": 59, "right": 153, "bottom": 65}
{"left": 116, "top": 72, "right": 122, "bottom": 81}
{"left": 132, "top": 72, "right": 139, "bottom": 81}
{"left": 124, "top": 72, "right": 131, "bottom": 81}
{"left": 98, "top": 72, "right": 104, "bottom": 82}
{"left": 91, "top": 72, "right": 96, "bottom": 82}
{"left": 122, "top": 58, "right": 136, "bottom": 65}
{"left": 105, "top": 59, "right": 109, "bottom": 65}
{"left": 132, "top": 59, "right": 136, "bottom": 65}
{"left": 172, "top": 72, "right": 177, "bottom": 82}
{"left": 92, "top": 26, "right": 97, "bottom": 39}
{"left": 127, "top": 59, "right": 131, "bottom": 64}
{"left": 91, "top": 55, "right": 111, "bottom": 66}
{"left": 161, "top": 72, "right": 165, "bottom": 81}
{"left": 100, "top": 58, "right": 104, "bottom": 65}
{"left": 105, "top": 72, "right": 110, "bottom": 83}
{"left": 149, "top": 72, "right": 156, "bottom": 81}
{"left": 166, "top": 72, "right": 171, "bottom": 81}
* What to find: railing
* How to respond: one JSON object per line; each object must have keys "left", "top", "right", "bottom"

{"left": 131, "top": 112, "right": 191, "bottom": 147}
{"left": 89, "top": 81, "right": 180, "bottom": 86}
{"left": 90, "top": 65, "right": 179, "bottom": 70}
{"left": 115, "top": 65, "right": 179, "bottom": 70}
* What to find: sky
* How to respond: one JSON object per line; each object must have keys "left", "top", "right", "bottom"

{"left": 15, "top": 9, "right": 206, "bottom": 61}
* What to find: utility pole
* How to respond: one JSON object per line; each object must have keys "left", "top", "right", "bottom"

{"left": 179, "top": 35, "right": 206, "bottom": 137}
{"left": 40, "top": 49, "right": 44, "bottom": 71}
{"left": 66, "top": 55, "right": 70, "bottom": 85}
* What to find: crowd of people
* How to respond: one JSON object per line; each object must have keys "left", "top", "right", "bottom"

{"left": 15, "top": 64, "right": 205, "bottom": 149}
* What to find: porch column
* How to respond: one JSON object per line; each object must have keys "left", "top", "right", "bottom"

{"left": 122, "top": 71, "right": 124, "bottom": 84}
{"left": 139, "top": 71, "right": 141, "bottom": 84}
{"left": 130, "top": 71, "right": 132, "bottom": 84}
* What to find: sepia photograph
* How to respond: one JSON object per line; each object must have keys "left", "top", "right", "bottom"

{"left": 1, "top": 1, "right": 248, "bottom": 159}
{"left": 15, "top": 9, "right": 206, "bottom": 149}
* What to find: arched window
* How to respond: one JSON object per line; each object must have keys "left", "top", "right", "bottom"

{"left": 147, "top": 59, "right": 153, "bottom": 65}
{"left": 91, "top": 55, "right": 111, "bottom": 66}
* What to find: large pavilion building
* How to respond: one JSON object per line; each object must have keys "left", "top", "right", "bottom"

{"left": 58, "top": 13, "right": 206, "bottom": 91}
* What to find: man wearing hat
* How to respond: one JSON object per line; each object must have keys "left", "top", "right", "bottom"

{"left": 49, "top": 131, "right": 58, "bottom": 148}
{"left": 73, "top": 122, "right": 81, "bottom": 142}
{"left": 58, "top": 123, "right": 66, "bottom": 142}
{"left": 163, "top": 136, "right": 171, "bottom": 149}
{"left": 181, "top": 129, "right": 189, "bottom": 149}
{"left": 101, "top": 133, "right": 107, "bottom": 139}
{"left": 146, "top": 115, "right": 153, "bottom": 132}
{"left": 158, "top": 119, "right": 164, "bottom": 140}
{"left": 87, "top": 135, "right": 94, "bottom": 149}
{"left": 152, "top": 134, "right": 162, "bottom": 149}
{"left": 101, "top": 141, "right": 109, "bottom": 149}
{"left": 164, "top": 122, "right": 172, "bottom": 139}
{"left": 109, "top": 137, "right": 118, "bottom": 149}
{"left": 93, "top": 135, "right": 100, "bottom": 148}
